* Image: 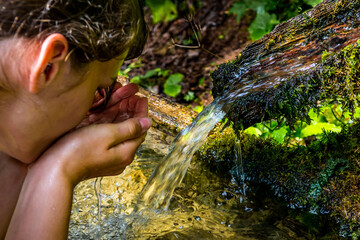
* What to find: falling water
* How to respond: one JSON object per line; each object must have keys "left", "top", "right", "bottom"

{"left": 234, "top": 136, "right": 246, "bottom": 203}
{"left": 137, "top": 79, "right": 257, "bottom": 210}
{"left": 94, "top": 177, "right": 103, "bottom": 239}
{"left": 137, "top": 99, "right": 226, "bottom": 210}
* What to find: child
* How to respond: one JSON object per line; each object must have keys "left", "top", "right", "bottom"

{"left": 0, "top": 1, "right": 150, "bottom": 239}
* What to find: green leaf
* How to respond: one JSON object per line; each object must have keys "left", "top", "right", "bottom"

{"left": 160, "top": 69, "right": 170, "bottom": 77}
{"left": 246, "top": 0, "right": 268, "bottom": 11}
{"left": 303, "top": 0, "right": 322, "bottom": 7}
{"left": 249, "top": 7, "right": 279, "bottom": 41}
{"left": 146, "top": 0, "right": 177, "bottom": 23}
{"left": 184, "top": 91, "right": 195, "bottom": 101}
{"left": 269, "top": 127, "right": 288, "bottom": 144}
{"left": 244, "top": 127, "right": 262, "bottom": 137}
{"left": 198, "top": 77, "right": 205, "bottom": 85}
{"left": 130, "top": 76, "right": 141, "bottom": 84}
{"left": 143, "top": 68, "right": 161, "bottom": 79}
{"left": 193, "top": 105, "right": 203, "bottom": 113}
{"left": 229, "top": 2, "right": 247, "bottom": 23}
{"left": 300, "top": 123, "right": 341, "bottom": 138}
{"left": 164, "top": 73, "right": 183, "bottom": 97}
{"left": 355, "top": 108, "right": 360, "bottom": 119}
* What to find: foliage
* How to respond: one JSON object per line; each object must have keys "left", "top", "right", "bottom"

{"left": 229, "top": 0, "right": 322, "bottom": 40}
{"left": 163, "top": 73, "right": 183, "bottom": 97}
{"left": 193, "top": 105, "right": 204, "bottom": 113}
{"left": 244, "top": 104, "right": 358, "bottom": 144}
{"left": 213, "top": 36, "right": 360, "bottom": 132}
{"left": 119, "top": 61, "right": 186, "bottom": 98}
{"left": 145, "top": 0, "right": 178, "bottom": 23}
{"left": 248, "top": 6, "right": 279, "bottom": 41}
{"left": 118, "top": 58, "right": 143, "bottom": 78}
{"left": 184, "top": 91, "right": 195, "bottom": 101}
{"left": 304, "top": 0, "right": 323, "bottom": 7}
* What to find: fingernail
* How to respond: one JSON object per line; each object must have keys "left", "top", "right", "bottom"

{"left": 139, "top": 117, "right": 152, "bottom": 132}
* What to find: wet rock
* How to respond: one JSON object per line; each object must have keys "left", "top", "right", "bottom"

{"left": 212, "top": 0, "right": 360, "bottom": 130}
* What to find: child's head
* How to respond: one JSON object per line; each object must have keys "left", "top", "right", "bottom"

{"left": 0, "top": 0, "right": 147, "bottom": 63}
{"left": 0, "top": 0, "right": 147, "bottom": 162}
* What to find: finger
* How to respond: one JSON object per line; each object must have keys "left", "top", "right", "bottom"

{"left": 107, "top": 118, "right": 151, "bottom": 148}
{"left": 133, "top": 97, "right": 148, "bottom": 118}
{"left": 129, "top": 95, "right": 140, "bottom": 112}
{"left": 107, "top": 83, "right": 139, "bottom": 107}
{"left": 119, "top": 98, "right": 129, "bottom": 117}
{"left": 111, "top": 82, "right": 122, "bottom": 92}
{"left": 108, "top": 133, "right": 147, "bottom": 166}
{"left": 113, "top": 96, "right": 147, "bottom": 122}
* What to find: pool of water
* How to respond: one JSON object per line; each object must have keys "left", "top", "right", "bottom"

{"left": 68, "top": 127, "right": 310, "bottom": 240}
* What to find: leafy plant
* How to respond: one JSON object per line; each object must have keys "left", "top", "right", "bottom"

{"left": 128, "top": 67, "right": 169, "bottom": 87}
{"left": 145, "top": 0, "right": 178, "bottom": 23}
{"left": 244, "top": 104, "right": 360, "bottom": 144}
{"left": 184, "top": 91, "right": 195, "bottom": 101}
{"left": 229, "top": 0, "right": 323, "bottom": 40}
{"left": 118, "top": 58, "right": 143, "bottom": 78}
{"left": 122, "top": 65, "right": 185, "bottom": 98}
{"left": 164, "top": 73, "right": 183, "bottom": 97}
{"left": 248, "top": 6, "right": 279, "bottom": 41}
{"left": 193, "top": 105, "right": 204, "bottom": 113}
{"left": 303, "top": 0, "right": 323, "bottom": 7}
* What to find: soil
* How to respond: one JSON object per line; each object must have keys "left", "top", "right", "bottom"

{"left": 123, "top": 0, "right": 253, "bottom": 107}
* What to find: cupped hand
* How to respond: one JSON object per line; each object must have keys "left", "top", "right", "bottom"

{"left": 29, "top": 82, "right": 151, "bottom": 186}
{"left": 34, "top": 117, "right": 152, "bottom": 186}
{"left": 77, "top": 82, "right": 148, "bottom": 128}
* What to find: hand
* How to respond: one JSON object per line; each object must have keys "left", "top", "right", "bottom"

{"left": 30, "top": 82, "right": 150, "bottom": 185}
{"left": 33, "top": 117, "right": 152, "bottom": 186}
{"left": 77, "top": 83, "right": 148, "bottom": 128}
{"left": 5, "top": 85, "right": 151, "bottom": 240}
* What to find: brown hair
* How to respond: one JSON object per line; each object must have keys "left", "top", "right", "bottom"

{"left": 0, "top": 0, "right": 147, "bottom": 63}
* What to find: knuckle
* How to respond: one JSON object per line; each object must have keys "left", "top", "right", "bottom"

{"left": 122, "top": 153, "right": 135, "bottom": 166}
{"left": 126, "top": 120, "right": 141, "bottom": 135}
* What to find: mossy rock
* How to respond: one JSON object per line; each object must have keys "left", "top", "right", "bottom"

{"left": 195, "top": 122, "right": 360, "bottom": 237}
{"left": 212, "top": 0, "right": 360, "bottom": 131}
{"left": 206, "top": 0, "right": 360, "bottom": 237}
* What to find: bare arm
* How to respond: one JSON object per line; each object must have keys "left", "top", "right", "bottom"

{"left": 5, "top": 83, "right": 150, "bottom": 239}
{"left": 5, "top": 118, "right": 150, "bottom": 240}
{"left": 5, "top": 164, "right": 72, "bottom": 240}
{"left": 0, "top": 153, "right": 27, "bottom": 239}
{"left": 5, "top": 84, "right": 149, "bottom": 240}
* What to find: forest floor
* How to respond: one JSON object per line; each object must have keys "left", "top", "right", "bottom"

{"left": 122, "top": 0, "right": 254, "bottom": 109}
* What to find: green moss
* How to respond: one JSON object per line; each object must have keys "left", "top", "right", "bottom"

{"left": 213, "top": 39, "right": 360, "bottom": 131}
{"left": 196, "top": 121, "right": 360, "bottom": 237}
{"left": 209, "top": 1, "right": 360, "bottom": 237}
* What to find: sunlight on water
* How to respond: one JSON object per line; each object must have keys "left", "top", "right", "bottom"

{"left": 136, "top": 76, "right": 259, "bottom": 211}
{"left": 137, "top": 100, "right": 226, "bottom": 210}
{"left": 69, "top": 128, "right": 293, "bottom": 239}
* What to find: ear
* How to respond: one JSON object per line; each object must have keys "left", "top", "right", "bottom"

{"left": 29, "top": 34, "right": 69, "bottom": 93}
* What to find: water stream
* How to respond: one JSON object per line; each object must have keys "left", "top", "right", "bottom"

{"left": 69, "top": 127, "right": 300, "bottom": 239}
{"left": 134, "top": 59, "right": 285, "bottom": 210}
{"left": 137, "top": 100, "right": 226, "bottom": 210}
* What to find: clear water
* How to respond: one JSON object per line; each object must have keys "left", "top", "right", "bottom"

{"left": 137, "top": 100, "right": 226, "bottom": 210}
{"left": 69, "top": 128, "right": 301, "bottom": 239}
{"left": 68, "top": 76, "right": 288, "bottom": 239}
{"left": 68, "top": 26, "right": 328, "bottom": 238}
